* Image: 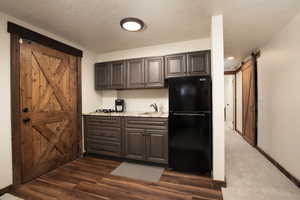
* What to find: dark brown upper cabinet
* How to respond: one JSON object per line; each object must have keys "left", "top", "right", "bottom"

{"left": 95, "top": 63, "right": 111, "bottom": 90}
{"left": 111, "top": 61, "right": 126, "bottom": 89}
{"left": 165, "top": 50, "right": 211, "bottom": 78}
{"left": 187, "top": 51, "right": 211, "bottom": 76}
{"left": 126, "top": 58, "right": 145, "bottom": 89}
{"left": 145, "top": 57, "right": 164, "bottom": 88}
{"left": 94, "top": 50, "right": 211, "bottom": 90}
{"left": 164, "top": 54, "right": 186, "bottom": 78}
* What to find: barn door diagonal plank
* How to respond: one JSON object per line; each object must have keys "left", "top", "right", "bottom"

{"left": 32, "top": 51, "right": 72, "bottom": 112}
{"left": 36, "top": 119, "right": 70, "bottom": 167}
{"left": 33, "top": 124, "right": 68, "bottom": 155}
{"left": 33, "top": 58, "right": 69, "bottom": 112}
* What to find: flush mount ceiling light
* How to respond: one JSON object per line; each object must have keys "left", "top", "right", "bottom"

{"left": 120, "top": 17, "right": 144, "bottom": 32}
{"left": 227, "top": 56, "right": 235, "bottom": 60}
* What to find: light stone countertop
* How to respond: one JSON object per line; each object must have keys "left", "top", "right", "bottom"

{"left": 84, "top": 111, "right": 169, "bottom": 118}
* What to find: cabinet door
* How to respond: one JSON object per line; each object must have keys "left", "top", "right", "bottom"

{"left": 187, "top": 51, "right": 211, "bottom": 76}
{"left": 145, "top": 57, "right": 164, "bottom": 88}
{"left": 164, "top": 54, "right": 186, "bottom": 78}
{"left": 84, "top": 116, "right": 122, "bottom": 157}
{"left": 146, "top": 130, "right": 168, "bottom": 164}
{"left": 111, "top": 61, "right": 126, "bottom": 89}
{"left": 125, "top": 128, "right": 146, "bottom": 161}
{"left": 126, "top": 59, "right": 145, "bottom": 89}
{"left": 95, "top": 63, "right": 111, "bottom": 90}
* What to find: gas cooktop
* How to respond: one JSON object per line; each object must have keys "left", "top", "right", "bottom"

{"left": 95, "top": 109, "right": 116, "bottom": 113}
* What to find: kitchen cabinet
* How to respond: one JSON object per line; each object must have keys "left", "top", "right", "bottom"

{"left": 145, "top": 57, "right": 164, "bottom": 88}
{"left": 187, "top": 51, "right": 211, "bottom": 76}
{"left": 95, "top": 57, "right": 165, "bottom": 90}
{"left": 124, "top": 128, "right": 168, "bottom": 164}
{"left": 84, "top": 115, "right": 168, "bottom": 165}
{"left": 126, "top": 58, "right": 145, "bottom": 89}
{"left": 94, "top": 50, "right": 211, "bottom": 90}
{"left": 84, "top": 115, "right": 122, "bottom": 157}
{"left": 165, "top": 50, "right": 211, "bottom": 78}
{"left": 164, "top": 54, "right": 186, "bottom": 78}
{"left": 111, "top": 61, "right": 126, "bottom": 89}
{"left": 124, "top": 128, "right": 146, "bottom": 161}
{"left": 124, "top": 117, "right": 168, "bottom": 164}
{"left": 146, "top": 130, "right": 168, "bottom": 164}
{"left": 95, "top": 63, "right": 111, "bottom": 90}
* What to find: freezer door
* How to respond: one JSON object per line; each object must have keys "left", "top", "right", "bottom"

{"left": 169, "top": 77, "right": 211, "bottom": 112}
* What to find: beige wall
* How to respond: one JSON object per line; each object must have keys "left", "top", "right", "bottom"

{"left": 211, "top": 15, "right": 225, "bottom": 181}
{"left": 101, "top": 89, "right": 168, "bottom": 113}
{"left": 118, "top": 89, "right": 168, "bottom": 113}
{"left": 96, "top": 38, "right": 211, "bottom": 113}
{"left": 257, "top": 12, "right": 300, "bottom": 180}
{"left": 97, "top": 38, "right": 211, "bottom": 62}
{"left": 0, "top": 12, "right": 100, "bottom": 188}
{"left": 235, "top": 70, "right": 243, "bottom": 132}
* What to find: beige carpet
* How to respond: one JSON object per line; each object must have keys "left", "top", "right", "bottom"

{"left": 111, "top": 162, "right": 164, "bottom": 182}
{"left": 0, "top": 194, "right": 22, "bottom": 200}
{"left": 222, "top": 127, "right": 300, "bottom": 200}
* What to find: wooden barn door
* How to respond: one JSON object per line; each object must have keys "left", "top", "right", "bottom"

{"left": 19, "top": 40, "right": 80, "bottom": 182}
{"left": 242, "top": 59, "right": 257, "bottom": 146}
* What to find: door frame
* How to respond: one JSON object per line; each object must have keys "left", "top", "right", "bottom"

{"left": 8, "top": 22, "right": 83, "bottom": 185}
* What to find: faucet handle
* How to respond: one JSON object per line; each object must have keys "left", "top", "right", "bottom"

{"left": 150, "top": 103, "right": 159, "bottom": 112}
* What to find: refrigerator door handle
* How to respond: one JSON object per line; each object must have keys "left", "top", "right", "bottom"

{"left": 173, "top": 113, "right": 206, "bottom": 117}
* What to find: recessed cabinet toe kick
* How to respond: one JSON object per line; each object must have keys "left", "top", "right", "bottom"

{"left": 84, "top": 115, "right": 168, "bottom": 165}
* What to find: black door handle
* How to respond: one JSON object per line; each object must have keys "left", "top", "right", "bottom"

{"left": 23, "top": 107, "right": 29, "bottom": 113}
{"left": 23, "top": 118, "right": 31, "bottom": 124}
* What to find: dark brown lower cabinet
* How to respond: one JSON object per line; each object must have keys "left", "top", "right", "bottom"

{"left": 84, "top": 115, "right": 122, "bottom": 157}
{"left": 124, "top": 128, "right": 168, "bottom": 164}
{"left": 84, "top": 115, "right": 168, "bottom": 165}
{"left": 145, "top": 130, "right": 168, "bottom": 164}
{"left": 124, "top": 117, "right": 168, "bottom": 164}
{"left": 124, "top": 128, "right": 146, "bottom": 161}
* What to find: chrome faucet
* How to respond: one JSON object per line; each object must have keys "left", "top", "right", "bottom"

{"left": 150, "top": 103, "right": 159, "bottom": 112}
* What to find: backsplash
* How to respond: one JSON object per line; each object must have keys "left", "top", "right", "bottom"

{"left": 101, "top": 89, "right": 169, "bottom": 113}
{"left": 101, "top": 90, "right": 118, "bottom": 109}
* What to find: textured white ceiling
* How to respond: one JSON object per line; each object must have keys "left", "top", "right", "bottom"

{"left": 1, "top": 0, "right": 300, "bottom": 69}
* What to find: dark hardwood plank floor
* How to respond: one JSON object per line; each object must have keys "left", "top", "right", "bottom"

{"left": 11, "top": 157, "right": 223, "bottom": 200}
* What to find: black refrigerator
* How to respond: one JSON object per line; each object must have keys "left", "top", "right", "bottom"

{"left": 168, "top": 76, "right": 212, "bottom": 174}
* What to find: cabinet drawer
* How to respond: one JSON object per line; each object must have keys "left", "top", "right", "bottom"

{"left": 86, "top": 140, "right": 121, "bottom": 157}
{"left": 85, "top": 116, "right": 121, "bottom": 127}
{"left": 86, "top": 127, "right": 121, "bottom": 143}
{"left": 125, "top": 117, "right": 168, "bottom": 130}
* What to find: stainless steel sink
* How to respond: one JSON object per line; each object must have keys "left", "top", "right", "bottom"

{"left": 139, "top": 112, "right": 161, "bottom": 115}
